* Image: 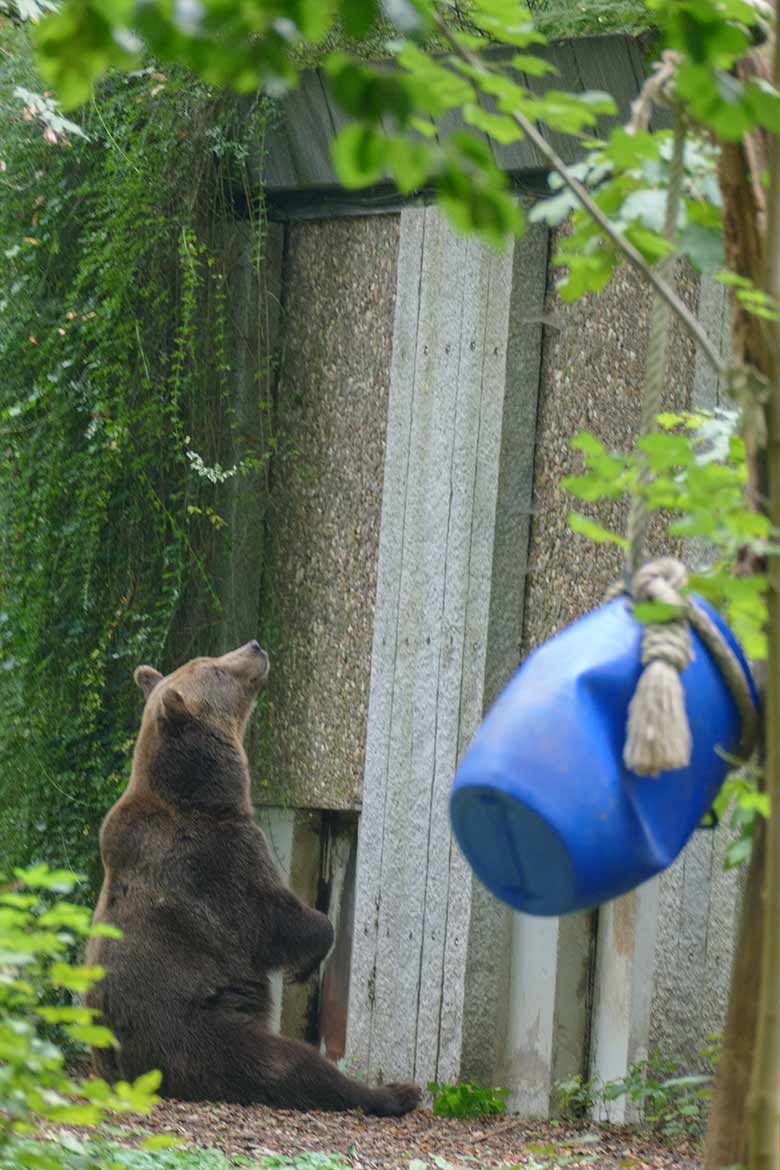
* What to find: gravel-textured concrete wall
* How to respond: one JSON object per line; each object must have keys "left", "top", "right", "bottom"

{"left": 521, "top": 248, "right": 698, "bottom": 655}
{"left": 255, "top": 216, "right": 400, "bottom": 810}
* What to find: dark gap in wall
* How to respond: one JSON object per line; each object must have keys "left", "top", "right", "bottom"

{"left": 582, "top": 907, "right": 599, "bottom": 1081}
{"left": 304, "top": 811, "right": 341, "bottom": 1047}
{"left": 319, "top": 815, "right": 359, "bottom": 1062}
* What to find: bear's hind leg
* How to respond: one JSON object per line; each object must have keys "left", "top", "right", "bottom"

{"left": 224, "top": 1025, "right": 420, "bottom": 1115}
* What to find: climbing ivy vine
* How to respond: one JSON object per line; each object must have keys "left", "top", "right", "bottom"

{"left": 0, "top": 25, "right": 272, "bottom": 890}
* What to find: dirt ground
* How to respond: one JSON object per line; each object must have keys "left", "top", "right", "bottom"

{"left": 81, "top": 1099, "right": 704, "bottom": 1169}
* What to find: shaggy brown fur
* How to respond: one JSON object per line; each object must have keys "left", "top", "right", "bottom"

{"left": 85, "top": 642, "right": 420, "bottom": 1116}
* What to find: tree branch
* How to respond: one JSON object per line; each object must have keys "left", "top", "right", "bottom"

{"left": 434, "top": 14, "right": 727, "bottom": 378}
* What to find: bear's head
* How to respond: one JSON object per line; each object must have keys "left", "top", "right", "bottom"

{"left": 130, "top": 641, "right": 270, "bottom": 810}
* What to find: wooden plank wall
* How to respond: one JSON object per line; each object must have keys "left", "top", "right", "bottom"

{"left": 345, "top": 206, "right": 548, "bottom": 1087}
{"left": 261, "top": 36, "right": 646, "bottom": 196}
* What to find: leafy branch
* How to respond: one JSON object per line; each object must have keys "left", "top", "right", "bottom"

{"left": 431, "top": 8, "right": 727, "bottom": 375}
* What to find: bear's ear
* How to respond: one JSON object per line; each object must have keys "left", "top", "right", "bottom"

{"left": 160, "top": 687, "right": 189, "bottom": 725}
{"left": 134, "top": 665, "right": 163, "bottom": 699}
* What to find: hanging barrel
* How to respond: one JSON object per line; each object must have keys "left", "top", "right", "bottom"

{"left": 449, "top": 594, "right": 759, "bottom": 917}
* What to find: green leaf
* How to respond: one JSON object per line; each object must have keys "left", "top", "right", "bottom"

{"left": 386, "top": 136, "right": 432, "bottom": 194}
{"left": 462, "top": 101, "right": 522, "bottom": 145}
{"left": 522, "top": 89, "right": 616, "bottom": 135}
{"left": 745, "top": 77, "right": 780, "bottom": 131}
{"left": 451, "top": 130, "right": 501, "bottom": 177}
{"left": 556, "top": 250, "right": 618, "bottom": 301}
{"left": 47, "top": 1102, "right": 102, "bottom": 1125}
{"left": 677, "top": 64, "right": 754, "bottom": 141}
{"left": 35, "top": 1006, "right": 98, "bottom": 1024}
{"left": 325, "top": 54, "right": 415, "bottom": 124}
{"left": 568, "top": 513, "right": 628, "bottom": 549}
{"left": 397, "top": 43, "right": 472, "bottom": 111}
{"left": 131, "top": 1068, "right": 163, "bottom": 1095}
{"left": 605, "top": 127, "right": 659, "bottom": 169}
{"left": 633, "top": 600, "right": 686, "bottom": 624}
{"left": 34, "top": 4, "right": 140, "bottom": 109}
{"left": 338, "top": 0, "right": 379, "bottom": 38}
{"left": 716, "top": 270, "right": 753, "bottom": 289}
{"left": 570, "top": 431, "right": 606, "bottom": 456}
{"left": 331, "top": 123, "right": 387, "bottom": 188}
{"left": 49, "top": 962, "right": 106, "bottom": 992}
{"left": 656, "top": 412, "right": 687, "bottom": 430}
{"left": 563, "top": 473, "right": 618, "bottom": 502}
{"left": 468, "top": 0, "right": 546, "bottom": 48}
{"left": 510, "top": 52, "right": 556, "bottom": 78}
{"left": 637, "top": 431, "right": 694, "bottom": 469}
{"left": 725, "top": 835, "right": 752, "bottom": 869}
{"left": 65, "top": 1023, "right": 118, "bottom": 1048}
{"left": 140, "top": 1133, "right": 186, "bottom": 1150}
{"left": 89, "top": 922, "right": 123, "bottom": 939}
{"left": 14, "top": 865, "right": 81, "bottom": 893}
{"left": 623, "top": 225, "right": 672, "bottom": 264}
{"left": 436, "top": 163, "right": 524, "bottom": 249}
{"left": 678, "top": 221, "right": 725, "bottom": 273}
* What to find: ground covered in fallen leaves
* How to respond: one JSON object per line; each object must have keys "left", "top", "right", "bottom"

{"left": 84, "top": 1098, "right": 704, "bottom": 1170}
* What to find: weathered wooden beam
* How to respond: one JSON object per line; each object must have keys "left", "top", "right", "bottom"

{"left": 346, "top": 206, "right": 548, "bottom": 1092}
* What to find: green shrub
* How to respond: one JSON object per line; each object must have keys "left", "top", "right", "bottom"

{"left": 4, "top": 1141, "right": 258, "bottom": 1170}
{"left": 555, "top": 1073, "right": 599, "bottom": 1120}
{"left": 427, "top": 1080, "right": 509, "bottom": 1119}
{"left": 0, "top": 865, "right": 160, "bottom": 1169}
{"left": 555, "top": 1049, "right": 713, "bottom": 1140}
{"left": 606, "top": 1052, "right": 711, "bottom": 1141}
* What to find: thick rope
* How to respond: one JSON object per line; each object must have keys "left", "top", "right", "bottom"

{"left": 607, "top": 558, "right": 758, "bottom": 775}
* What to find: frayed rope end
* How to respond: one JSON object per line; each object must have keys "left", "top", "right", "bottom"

{"left": 623, "top": 659, "right": 692, "bottom": 776}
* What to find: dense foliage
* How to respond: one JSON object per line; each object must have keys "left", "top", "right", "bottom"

{"left": 0, "top": 866, "right": 160, "bottom": 1170}
{"left": 0, "top": 31, "right": 271, "bottom": 890}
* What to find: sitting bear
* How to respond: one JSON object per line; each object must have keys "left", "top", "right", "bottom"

{"left": 85, "top": 641, "right": 420, "bottom": 1115}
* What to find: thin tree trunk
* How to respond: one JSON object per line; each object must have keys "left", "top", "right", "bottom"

{"left": 704, "top": 820, "right": 765, "bottom": 1169}
{"left": 704, "top": 30, "right": 776, "bottom": 1169}
{"left": 746, "top": 15, "right": 780, "bottom": 1168}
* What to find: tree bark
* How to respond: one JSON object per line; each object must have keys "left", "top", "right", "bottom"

{"left": 746, "top": 15, "right": 780, "bottom": 1163}
{"left": 704, "top": 34, "right": 777, "bottom": 1169}
{"left": 704, "top": 820, "right": 765, "bottom": 1169}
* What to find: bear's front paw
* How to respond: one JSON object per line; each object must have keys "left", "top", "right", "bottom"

{"left": 366, "top": 1081, "right": 422, "bottom": 1117}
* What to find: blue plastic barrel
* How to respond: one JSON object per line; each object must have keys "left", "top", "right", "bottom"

{"left": 450, "top": 595, "right": 759, "bottom": 916}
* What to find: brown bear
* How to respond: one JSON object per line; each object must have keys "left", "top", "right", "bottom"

{"left": 85, "top": 641, "right": 420, "bottom": 1115}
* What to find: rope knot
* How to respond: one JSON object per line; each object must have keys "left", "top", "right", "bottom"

{"left": 623, "top": 557, "right": 693, "bottom": 776}
{"left": 608, "top": 556, "right": 758, "bottom": 777}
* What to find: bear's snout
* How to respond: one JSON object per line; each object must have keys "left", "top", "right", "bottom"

{"left": 246, "top": 641, "right": 269, "bottom": 675}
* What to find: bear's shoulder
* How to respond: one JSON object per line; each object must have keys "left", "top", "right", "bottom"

{"left": 99, "top": 792, "right": 175, "bottom": 867}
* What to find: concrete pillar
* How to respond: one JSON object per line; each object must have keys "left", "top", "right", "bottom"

{"left": 345, "top": 206, "right": 548, "bottom": 1092}
{"left": 590, "top": 883, "right": 660, "bottom": 1121}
